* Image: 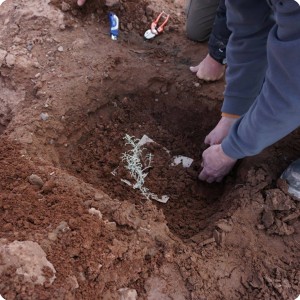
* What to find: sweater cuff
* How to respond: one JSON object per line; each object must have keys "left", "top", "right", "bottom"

{"left": 221, "top": 112, "right": 240, "bottom": 119}
{"left": 221, "top": 135, "right": 246, "bottom": 160}
{"left": 221, "top": 95, "right": 254, "bottom": 116}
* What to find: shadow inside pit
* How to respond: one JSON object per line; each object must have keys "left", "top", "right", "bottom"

{"left": 56, "top": 85, "right": 233, "bottom": 240}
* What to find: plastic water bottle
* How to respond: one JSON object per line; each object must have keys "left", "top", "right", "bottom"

{"left": 108, "top": 12, "right": 119, "bottom": 40}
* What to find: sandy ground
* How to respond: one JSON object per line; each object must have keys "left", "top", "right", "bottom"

{"left": 0, "top": 0, "right": 299, "bottom": 299}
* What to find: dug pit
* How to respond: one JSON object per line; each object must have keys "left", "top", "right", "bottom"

{"left": 56, "top": 83, "right": 234, "bottom": 240}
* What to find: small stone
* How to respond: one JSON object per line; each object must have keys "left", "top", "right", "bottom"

{"left": 104, "top": 221, "right": 117, "bottom": 231}
{"left": 33, "top": 61, "right": 41, "bottom": 68}
{"left": 213, "top": 229, "right": 221, "bottom": 245}
{"left": 61, "top": 1, "right": 71, "bottom": 12}
{"left": 94, "top": 192, "right": 104, "bottom": 201}
{"left": 266, "top": 189, "right": 296, "bottom": 211}
{"left": 13, "top": 37, "right": 22, "bottom": 44}
{"left": 282, "top": 211, "right": 300, "bottom": 222}
{"left": 249, "top": 274, "right": 263, "bottom": 289}
{"left": 262, "top": 209, "right": 274, "bottom": 228}
{"left": 28, "top": 174, "right": 44, "bottom": 188}
{"left": 194, "top": 82, "right": 200, "bottom": 87}
{"left": 35, "top": 73, "right": 41, "bottom": 78}
{"left": 66, "top": 276, "right": 79, "bottom": 290}
{"left": 88, "top": 208, "right": 102, "bottom": 219}
{"left": 275, "top": 218, "right": 295, "bottom": 235}
{"left": 199, "top": 237, "right": 215, "bottom": 247}
{"left": 5, "top": 53, "right": 15, "bottom": 68}
{"left": 83, "top": 200, "right": 93, "bottom": 207}
{"left": 127, "top": 23, "right": 133, "bottom": 31}
{"left": 40, "top": 112, "right": 49, "bottom": 121}
{"left": 48, "top": 232, "right": 57, "bottom": 241}
{"left": 161, "top": 85, "right": 167, "bottom": 93}
{"left": 219, "top": 231, "right": 226, "bottom": 246}
{"left": 105, "top": 0, "right": 119, "bottom": 6}
{"left": 56, "top": 221, "right": 69, "bottom": 233}
{"left": 42, "top": 179, "right": 55, "bottom": 193}
{"left": 27, "top": 42, "right": 33, "bottom": 51}
{"left": 57, "top": 46, "right": 64, "bottom": 52}
{"left": 213, "top": 230, "right": 225, "bottom": 246}
{"left": 216, "top": 221, "right": 233, "bottom": 233}
{"left": 256, "top": 224, "right": 265, "bottom": 230}
{"left": 118, "top": 288, "right": 138, "bottom": 300}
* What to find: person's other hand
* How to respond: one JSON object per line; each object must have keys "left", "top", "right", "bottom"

{"left": 190, "top": 54, "right": 225, "bottom": 82}
{"left": 77, "top": 0, "right": 86, "bottom": 6}
{"left": 205, "top": 116, "right": 238, "bottom": 146}
{"left": 199, "top": 144, "right": 237, "bottom": 183}
{"left": 77, "top": 0, "right": 119, "bottom": 7}
{"left": 106, "top": 0, "right": 119, "bottom": 6}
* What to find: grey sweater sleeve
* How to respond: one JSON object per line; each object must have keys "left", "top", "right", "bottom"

{"left": 221, "top": 0, "right": 300, "bottom": 159}
{"left": 221, "top": 0, "right": 274, "bottom": 116}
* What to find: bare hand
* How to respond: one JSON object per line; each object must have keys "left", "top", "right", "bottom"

{"left": 205, "top": 116, "right": 238, "bottom": 146}
{"left": 77, "top": 0, "right": 86, "bottom": 6}
{"left": 199, "top": 144, "right": 237, "bottom": 183}
{"left": 190, "top": 53, "right": 225, "bottom": 82}
{"left": 77, "top": 0, "right": 119, "bottom": 6}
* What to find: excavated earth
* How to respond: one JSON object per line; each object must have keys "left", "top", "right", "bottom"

{"left": 0, "top": 0, "right": 299, "bottom": 299}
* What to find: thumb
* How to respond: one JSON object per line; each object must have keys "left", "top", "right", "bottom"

{"left": 204, "top": 134, "right": 212, "bottom": 145}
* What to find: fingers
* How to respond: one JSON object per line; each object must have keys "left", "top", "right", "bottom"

{"left": 204, "top": 134, "right": 219, "bottom": 146}
{"left": 198, "top": 169, "right": 208, "bottom": 181}
{"left": 199, "top": 168, "right": 223, "bottom": 183}
{"left": 190, "top": 66, "right": 199, "bottom": 73}
{"left": 204, "top": 134, "right": 211, "bottom": 145}
{"left": 77, "top": 0, "right": 86, "bottom": 6}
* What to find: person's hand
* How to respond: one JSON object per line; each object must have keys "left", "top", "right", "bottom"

{"left": 190, "top": 53, "right": 225, "bottom": 82}
{"left": 106, "top": 0, "right": 119, "bottom": 6}
{"left": 199, "top": 144, "right": 237, "bottom": 183}
{"left": 77, "top": 0, "right": 119, "bottom": 7}
{"left": 77, "top": 0, "right": 86, "bottom": 6}
{"left": 205, "top": 116, "right": 238, "bottom": 146}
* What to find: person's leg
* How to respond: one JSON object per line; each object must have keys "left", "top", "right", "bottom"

{"left": 208, "top": 0, "right": 231, "bottom": 65}
{"left": 190, "top": 0, "right": 230, "bottom": 81}
{"left": 186, "top": 0, "right": 219, "bottom": 42}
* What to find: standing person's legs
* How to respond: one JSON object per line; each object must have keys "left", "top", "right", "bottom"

{"left": 208, "top": 0, "right": 231, "bottom": 65}
{"left": 186, "top": 0, "right": 219, "bottom": 41}
{"left": 188, "top": 0, "right": 231, "bottom": 81}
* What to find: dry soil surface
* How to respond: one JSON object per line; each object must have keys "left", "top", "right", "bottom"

{"left": 0, "top": 0, "right": 299, "bottom": 299}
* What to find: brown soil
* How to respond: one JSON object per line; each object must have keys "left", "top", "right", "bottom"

{"left": 0, "top": 0, "right": 299, "bottom": 299}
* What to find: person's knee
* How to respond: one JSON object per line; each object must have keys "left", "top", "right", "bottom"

{"left": 186, "top": 21, "right": 211, "bottom": 42}
{"left": 185, "top": 0, "right": 219, "bottom": 42}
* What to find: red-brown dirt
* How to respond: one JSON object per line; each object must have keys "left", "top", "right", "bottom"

{"left": 0, "top": 0, "right": 299, "bottom": 299}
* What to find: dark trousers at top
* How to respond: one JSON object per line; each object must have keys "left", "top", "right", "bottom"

{"left": 186, "top": 0, "right": 231, "bottom": 64}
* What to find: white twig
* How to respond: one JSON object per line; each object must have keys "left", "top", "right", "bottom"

{"left": 121, "top": 135, "right": 169, "bottom": 203}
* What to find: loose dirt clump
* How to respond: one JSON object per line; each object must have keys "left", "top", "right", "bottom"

{"left": 0, "top": 0, "right": 299, "bottom": 299}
